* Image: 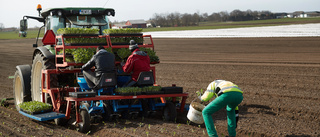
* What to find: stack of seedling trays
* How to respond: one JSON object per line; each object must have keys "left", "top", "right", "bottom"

{"left": 18, "top": 101, "right": 65, "bottom": 121}
{"left": 57, "top": 28, "right": 107, "bottom": 46}
{"left": 69, "top": 91, "right": 96, "bottom": 98}
{"left": 161, "top": 86, "right": 183, "bottom": 94}
{"left": 19, "top": 101, "right": 52, "bottom": 115}
{"left": 103, "top": 28, "right": 143, "bottom": 45}
{"left": 115, "top": 86, "right": 164, "bottom": 96}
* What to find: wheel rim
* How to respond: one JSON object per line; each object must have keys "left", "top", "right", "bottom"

{"left": 32, "top": 61, "right": 43, "bottom": 102}
{"left": 14, "top": 75, "right": 23, "bottom": 107}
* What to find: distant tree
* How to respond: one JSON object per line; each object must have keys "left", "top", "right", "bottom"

{"left": 230, "top": 9, "right": 245, "bottom": 21}
{"left": 174, "top": 12, "right": 181, "bottom": 26}
{"left": 149, "top": 9, "right": 281, "bottom": 27}
{"left": 219, "top": 11, "right": 229, "bottom": 22}
{"left": 208, "top": 12, "right": 222, "bottom": 22}
{"left": 192, "top": 12, "right": 200, "bottom": 25}
{"left": 200, "top": 13, "right": 209, "bottom": 22}
{"left": 167, "top": 13, "right": 176, "bottom": 27}
{"left": 181, "top": 13, "right": 193, "bottom": 26}
{"left": 0, "top": 23, "right": 4, "bottom": 31}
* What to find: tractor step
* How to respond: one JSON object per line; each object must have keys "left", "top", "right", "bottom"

{"left": 19, "top": 111, "right": 65, "bottom": 121}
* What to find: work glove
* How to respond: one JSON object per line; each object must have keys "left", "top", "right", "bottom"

{"left": 120, "top": 61, "right": 125, "bottom": 66}
{"left": 235, "top": 109, "right": 239, "bottom": 128}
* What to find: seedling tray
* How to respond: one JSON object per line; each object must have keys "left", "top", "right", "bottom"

{"left": 19, "top": 111, "right": 66, "bottom": 121}
{"left": 116, "top": 92, "right": 142, "bottom": 96}
{"left": 143, "top": 91, "right": 165, "bottom": 95}
{"left": 111, "top": 42, "right": 143, "bottom": 45}
{"left": 69, "top": 92, "right": 96, "bottom": 98}
{"left": 20, "top": 108, "right": 52, "bottom": 115}
{"left": 162, "top": 87, "right": 183, "bottom": 94}
{"left": 65, "top": 43, "right": 107, "bottom": 46}
{"left": 108, "top": 33, "right": 143, "bottom": 36}
{"left": 61, "top": 34, "right": 99, "bottom": 37}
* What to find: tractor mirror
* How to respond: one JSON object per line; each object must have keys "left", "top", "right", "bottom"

{"left": 20, "top": 19, "right": 28, "bottom": 31}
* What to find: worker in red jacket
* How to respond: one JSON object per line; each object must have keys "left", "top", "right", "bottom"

{"left": 121, "top": 40, "right": 150, "bottom": 87}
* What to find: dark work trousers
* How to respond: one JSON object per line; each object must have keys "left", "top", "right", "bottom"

{"left": 83, "top": 70, "right": 99, "bottom": 89}
{"left": 123, "top": 79, "right": 137, "bottom": 87}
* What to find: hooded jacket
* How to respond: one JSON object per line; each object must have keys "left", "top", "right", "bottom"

{"left": 82, "top": 49, "right": 115, "bottom": 77}
{"left": 122, "top": 48, "right": 150, "bottom": 81}
{"left": 200, "top": 80, "right": 243, "bottom": 102}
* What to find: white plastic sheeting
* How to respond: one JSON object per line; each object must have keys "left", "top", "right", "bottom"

{"left": 145, "top": 23, "right": 320, "bottom": 38}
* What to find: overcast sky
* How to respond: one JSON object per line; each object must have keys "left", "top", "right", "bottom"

{"left": 0, "top": 0, "right": 319, "bottom": 28}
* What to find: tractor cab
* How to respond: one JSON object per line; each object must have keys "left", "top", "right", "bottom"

{"left": 19, "top": 5, "right": 115, "bottom": 37}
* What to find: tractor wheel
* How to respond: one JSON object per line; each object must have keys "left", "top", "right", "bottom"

{"left": 13, "top": 65, "right": 32, "bottom": 111}
{"left": 31, "top": 53, "right": 57, "bottom": 103}
{"left": 163, "top": 101, "right": 177, "bottom": 122}
{"left": 102, "top": 102, "right": 113, "bottom": 121}
{"left": 54, "top": 118, "right": 68, "bottom": 126}
{"left": 78, "top": 109, "right": 91, "bottom": 133}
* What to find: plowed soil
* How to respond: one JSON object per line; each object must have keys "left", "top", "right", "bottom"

{"left": 0, "top": 37, "right": 319, "bottom": 137}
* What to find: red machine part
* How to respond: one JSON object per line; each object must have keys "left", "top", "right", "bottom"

{"left": 42, "top": 30, "right": 56, "bottom": 45}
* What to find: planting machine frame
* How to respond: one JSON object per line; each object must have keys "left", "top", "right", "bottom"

{"left": 13, "top": 5, "right": 188, "bottom": 133}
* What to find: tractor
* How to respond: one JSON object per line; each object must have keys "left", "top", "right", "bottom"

{"left": 13, "top": 4, "right": 188, "bottom": 133}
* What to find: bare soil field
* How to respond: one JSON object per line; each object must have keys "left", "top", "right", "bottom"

{"left": 0, "top": 37, "right": 319, "bottom": 137}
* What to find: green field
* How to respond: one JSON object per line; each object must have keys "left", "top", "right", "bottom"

{"left": 143, "top": 17, "right": 320, "bottom": 32}
{"left": 1, "top": 17, "right": 319, "bottom": 40}
{"left": 0, "top": 29, "right": 45, "bottom": 40}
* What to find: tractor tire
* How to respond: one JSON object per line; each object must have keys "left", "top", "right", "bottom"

{"left": 54, "top": 118, "right": 68, "bottom": 126}
{"left": 78, "top": 109, "right": 91, "bottom": 133}
{"left": 31, "top": 53, "right": 57, "bottom": 103}
{"left": 13, "top": 65, "right": 32, "bottom": 111}
{"left": 163, "top": 101, "right": 177, "bottom": 122}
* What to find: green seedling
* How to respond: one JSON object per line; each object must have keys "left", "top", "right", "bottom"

{"left": 173, "top": 131, "right": 176, "bottom": 136}
{"left": 177, "top": 123, "right": 181, "bottom": 129}
{"left": 139, "top": 122, "right": 143, "bottom": 128}
{"left": 113, "top": 123, "right": 116, "bottom": 127}
{"left": 86, "top": 131, "right": 91, "bottom": 135}
{"left": 160, "top": 128, "right": 164, "bottom": 133}
{"left": 148, "top": 124, "right": 151, "bottom": 130}
{"left": 19, "top": 101, "right": 52, "bottom": 113}
{"left": 203, "top": 130, "right": 206, "bottom": 135}
{"left": 123, "top": 127, "right": 126, "bottom": 131}
{"left": 146, "top": 131, "right": 149, "bottom": 137}
{"left": 125, "top": 120, "right": 130, "bottom": 124}
{"left": 133, "top": 129, "right": 136, "bottom": 134}
{"left": 186, "top": 120, "right": 190, "bottom": 125}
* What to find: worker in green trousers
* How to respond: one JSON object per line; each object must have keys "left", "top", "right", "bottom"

{"left": 198, "top": 80, "right": 243, "bottom": 137}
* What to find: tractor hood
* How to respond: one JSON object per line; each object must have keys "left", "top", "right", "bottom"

{"left": 40, "top": 7, "right": 115, "bottom": 18}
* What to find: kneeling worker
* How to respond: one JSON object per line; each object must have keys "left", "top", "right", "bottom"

{"left": 198, "top": 79, "right": 243, "bottom": 137}
{"left": 81, "top": 46, "right": 115, "bottom": 91}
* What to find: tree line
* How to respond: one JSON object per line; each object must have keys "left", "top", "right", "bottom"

{"left": 149, "top": 9, "right": 276, "bottom": 27}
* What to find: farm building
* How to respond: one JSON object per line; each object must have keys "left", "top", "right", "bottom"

{"left": 287, "top": 11, "right": 320, "bottom": 18}
{"left": 125, "top": 19, "right": 147, "bottom": 28}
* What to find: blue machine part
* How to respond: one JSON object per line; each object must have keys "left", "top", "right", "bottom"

{"left": 111, "top": 99, "right": 142, "bottom": 113}
{"left": 19, "top": 111, "right": 65, "bottom": 121}
{"left": 77, "top": 77, "right": 90, "bottom": 91}
{"left": 117, "top": 75, "right": 131, "bottom": 87}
